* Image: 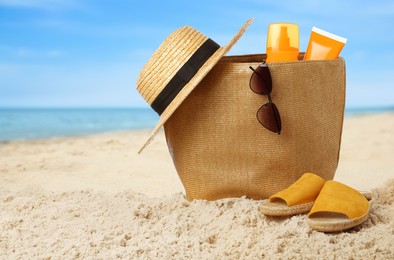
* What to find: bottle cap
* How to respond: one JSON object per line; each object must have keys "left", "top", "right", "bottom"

{"left": 266, "top": 23, "right": 299, "bottom": 62}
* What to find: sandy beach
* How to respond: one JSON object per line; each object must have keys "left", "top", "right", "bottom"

{"left": 1, "top": 112, "right": 394, "bottom": 258}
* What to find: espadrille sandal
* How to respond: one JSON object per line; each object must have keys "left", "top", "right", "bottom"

{"left": 260, "top": 173, "right": 325, "bottom": 216}
{"left": 260, "top": 173, "right": 372, "bottom": 217}
{"left": 307, "top": 180, "right": 373, "bottom": 233}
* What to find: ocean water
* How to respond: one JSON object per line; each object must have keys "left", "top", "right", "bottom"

{"left": 0, "top": 108, "right": 158, "bottom": 141}
{"left": 0, "top": 107, "right": 392, "bottom": 141}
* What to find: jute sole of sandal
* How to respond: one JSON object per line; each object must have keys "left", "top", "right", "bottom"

{"left": 260, "top": 191, "right": 372, "bottom": 218}
{"left": 260, "top": 200, "right": 314, "bottom": 217}
{"left": 307, "top": 198, "right": 373, "bottom": 232}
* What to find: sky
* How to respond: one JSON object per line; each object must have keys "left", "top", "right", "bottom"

{"left": 0, "top": 0, "right": 393, "bottom": 109}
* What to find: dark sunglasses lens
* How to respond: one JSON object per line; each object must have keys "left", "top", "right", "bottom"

{"left": 257, "top": 102, "right": 281, "bottom": 133}
{"left": 250, "top": 65, "right": 272, "bottom": 95}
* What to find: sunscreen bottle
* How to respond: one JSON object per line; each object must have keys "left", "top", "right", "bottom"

{"left": 266, "top": 23, "right": 299, "bottom": 63}
{"left": 304, "top": 27, "right": 347, "bottom": 60}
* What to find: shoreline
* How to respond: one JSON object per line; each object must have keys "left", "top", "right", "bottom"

{"left": 1, "top": 109, "right": 393, "bottom": 143}
{"left": 1, "top": 112, "right": 394, "bottom": 196}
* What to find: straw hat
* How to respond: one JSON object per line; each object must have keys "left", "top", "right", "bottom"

{"left": 136, "top": 18, "right": 254, "bottom": 153}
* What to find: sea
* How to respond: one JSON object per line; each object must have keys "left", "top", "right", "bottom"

{"left": 0, "top": 108, "right": 158, "bottom": 141}
{"left": 0, "top": 107, "right": 392, "bottom": 141}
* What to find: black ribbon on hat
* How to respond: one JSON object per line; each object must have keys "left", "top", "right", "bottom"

{"left": 151, "top": 38, "right": 220, "bottom": 115}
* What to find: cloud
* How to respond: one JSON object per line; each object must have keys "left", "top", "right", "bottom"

{"left": 0, "top": 0, "right": 80, "bottom": 11}
{"left": 0, "top": 60, "right": 143, "bottom": 107}
{"left": 1, "top": 46, "right": 65, "bottom": 59}
{"left": 45, "top": 50, "right": 63, "bottom": 58}
{"left": 243, "top": 0, "right": 394, "bottom": 16}
{"left": 15, "top": 47, "right": 35, "bottom": 58}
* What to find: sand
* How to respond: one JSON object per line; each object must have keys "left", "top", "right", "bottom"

{"left": 1, "top": 112, "right": 394, "bottom": 258}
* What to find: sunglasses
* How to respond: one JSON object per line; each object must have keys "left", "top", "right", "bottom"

{"left": 249, "top": 63, "right": 282, "bottom": 134}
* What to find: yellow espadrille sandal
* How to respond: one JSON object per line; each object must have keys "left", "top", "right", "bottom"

{"left": 260, "top": 173, "right": 372, "bottom": 217}
{"left": 260, "top": 173, "right": 325, "bottom": 216}
{"left": 307, "top": 180, "right": 373, "bottom": 232}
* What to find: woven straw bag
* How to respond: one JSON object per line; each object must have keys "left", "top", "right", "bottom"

{"left": 164, "top": 54, "right": 346, "bottom": 201}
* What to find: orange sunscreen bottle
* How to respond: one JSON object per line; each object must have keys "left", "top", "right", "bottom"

{"left": 304, "top": 27, "right": 347, "bottom": 60}
{"left": 266, "top": 23, "right": 299, "bottom": 63}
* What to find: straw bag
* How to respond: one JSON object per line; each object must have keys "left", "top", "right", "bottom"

{"left": 164, "top": 54, "right": 346, "bottom": 201}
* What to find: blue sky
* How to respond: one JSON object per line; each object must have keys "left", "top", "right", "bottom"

{"left": 0, "top": 0, "right": 393, "bottom": 109}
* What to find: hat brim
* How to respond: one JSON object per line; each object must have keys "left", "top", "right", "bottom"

{"left": 138, "top": 18, "right": 254, "bottom": 153}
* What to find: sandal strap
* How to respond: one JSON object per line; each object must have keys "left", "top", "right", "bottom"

{"left": 269, "top": 173, "right": 325, "bottom": 206}
{"left": 308, "top": 180, "right": 370, "bottom": 219}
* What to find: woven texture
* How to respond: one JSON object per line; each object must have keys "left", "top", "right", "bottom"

{"left": 137, "top": 26, "right": 207, "bottom": 105}
{"left": 136, "top": 19, "right": 253, "bottom": 153}
{"left": 164, "top": 54, "right": 346, "bottom": 201}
